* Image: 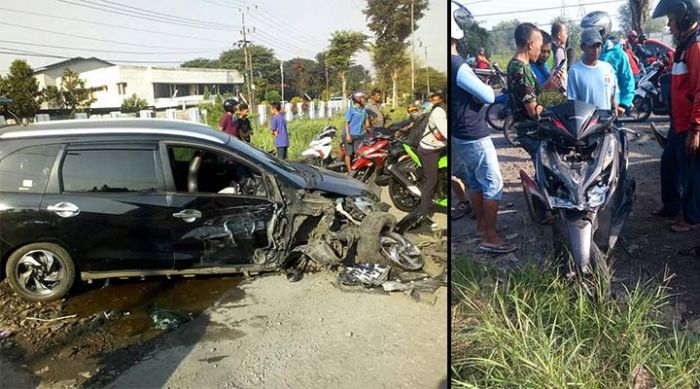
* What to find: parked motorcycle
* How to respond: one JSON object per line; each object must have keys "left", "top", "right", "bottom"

{"left": 486, "top": 88, "right": 510, "bottom": 131}
{"left": 515, "top": 100, "right": 636, "bottom": 276}
{"left": 629, "top": 56, "right": 671, "bottom": 122}
{"left": 351, "top": 117, "right": 418, "bottom": 184}
{"left": 300, "top": 125, "right": 347, "bottom": 172}
{"left": 386, "top": 142, "right": 448, "bottom": 213}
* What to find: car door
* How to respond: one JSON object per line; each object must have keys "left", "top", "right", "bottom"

{"left": 41, "top": 143, "right": 173, "bottom": 272}
{"left": 160, "top": 142, "right": 278, "bottom": 269}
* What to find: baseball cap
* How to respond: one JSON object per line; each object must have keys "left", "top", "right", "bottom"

{"left": 581, "top": 27, "right": 603, "bottom": 46}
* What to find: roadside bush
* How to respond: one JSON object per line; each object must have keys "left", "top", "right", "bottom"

{"left": 451, "top": 258, "right": 700, "bottom": 388}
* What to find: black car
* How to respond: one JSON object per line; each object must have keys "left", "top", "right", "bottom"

{"left": 0, "top": 119, "right": 423, "bottom": 301}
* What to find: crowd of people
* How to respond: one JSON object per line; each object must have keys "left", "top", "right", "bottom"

{"left": 451, "top": 0, "right": 700, "bottom": 255}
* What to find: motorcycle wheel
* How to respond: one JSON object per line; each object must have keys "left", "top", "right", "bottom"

{"left": 631, "top": 95, "right": 652, "bottom": 122}
{"left": 388, "top": 159, "right": 421, "bottom": 213}
{"left": 302, "top": 156, "right": 325, "bottom": 168}
{"left": 486, "top": 102, "right": 508, "bottom": 130}
{"left": 502, "top": 116, "right": 520, "bottom": 147}
{"left": 352, "top": 166, "right": 373, "bottom": 183}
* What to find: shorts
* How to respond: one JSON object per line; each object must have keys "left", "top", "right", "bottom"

{"left": 344, "top": 134, "right": 364, "bottom": 156}
{"left": 454, "top": 136, "right": 503, "bottom": 200}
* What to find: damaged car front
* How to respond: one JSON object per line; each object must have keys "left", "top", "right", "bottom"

{"left": 227, "top": 137, "right": 424, "bottom": 277}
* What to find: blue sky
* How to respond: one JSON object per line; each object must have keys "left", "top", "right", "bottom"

{"left": 0, "top": 0, "right": 447, "bottom": 76}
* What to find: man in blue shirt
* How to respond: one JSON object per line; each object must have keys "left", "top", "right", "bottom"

{"left": 270, "top": 102, "right": 289, "bottom": 159}
{"left": 581, "top": 11, "right": 635, "bottom": 112}
{"left": 343, "top": 91, "right": 370, "bottom": 173}
{"left": 567, "top": 28, "right": 621, "bottom": 112}
{"left": 530, "top": 30, "right": 552, "bottom": 86}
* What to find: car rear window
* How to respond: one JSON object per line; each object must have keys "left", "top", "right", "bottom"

{"left": 61, "top": 149, "right": 160, "bottom": 193}
{"left": 0, "top": 144, "right": 59, "bottom": 194}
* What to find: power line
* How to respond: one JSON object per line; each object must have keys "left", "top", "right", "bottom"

{"left": 0, "top": 48, "right": 203, "bottom": 64}
{"left": 0, "top": 39, "right": 218, "bottom": 55}
{"left": 0, "top": 21, "right": 208, "bottom": 50}
{"left": 473, "top": 0, "right": 624, "bottom": 18}
{"left": 0, "top": 7, "right": 231, "bottom": 45}
{"left": 57, "top": 0, "right": 241, "bottom": 31}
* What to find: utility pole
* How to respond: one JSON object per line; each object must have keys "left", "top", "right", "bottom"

{"left": 280, "top": 61, "right": 285, "bottom": 102}
{"left": 324, "top": 56, "right": 329, "bottom": 101}
{"left": 240, "top": 6, "right": 256, "bottom": 107}
{"left": 425, "top": 45, "right": 430, "bottom": 95}
{"left": 410, "top": 0, "right": 415, "bottom": 100}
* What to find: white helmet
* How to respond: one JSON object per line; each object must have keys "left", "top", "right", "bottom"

{"left": 451, "top": 0, "right": 474, "bottom": 40}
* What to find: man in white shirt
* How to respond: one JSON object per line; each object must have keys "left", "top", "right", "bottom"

{"left": 567, "top": 28, "right": 623, "bottom": 114}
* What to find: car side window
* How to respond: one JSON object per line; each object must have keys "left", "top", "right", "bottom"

{"left": 61, "top": 149, "right": 160, "bottom": 193}
{"left": 167, "top": 145, "right": 268, "bottom": 197}
{"left": 0, "top": 144, "right": 60, "bottom": 194}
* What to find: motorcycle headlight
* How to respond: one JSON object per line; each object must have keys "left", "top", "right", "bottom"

{"left": 602, "top": 142, "right": 615, "bottom": 170}
{"left": 587, "top": 183, "right": 609, "bottom": 208}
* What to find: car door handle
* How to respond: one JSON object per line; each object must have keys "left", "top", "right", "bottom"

{"left": 46, "top": 202, "right": 80, "bottom": 218}
{"left": 173, "top": 209, "right": 202, "bottom": 223}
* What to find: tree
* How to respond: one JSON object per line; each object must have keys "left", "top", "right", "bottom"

{"left": 121, "top": 94, "right": 149, "bottom": 113}
{"left": 365, "top": 0, "right": 429, "bottom": 107}
{"left": 3, "top": 59, "right": 42, "bottom": 119}
{"left": 181, "top": 58, "right": 220, "bottom": 68}
{"left": 326, "top": 30, "right": 367, "bottom": 108}
{"left": 618, "top": 1, "right": 664, "bottom": 33}
{"left": 58, "top": 68, "right": 96, "bottom": 114}
{"left": 219, "top": 45, "right": 280, "bottom": 105}
{"left": 265, "top": 90, "right": 281, "bottom": 103}
{"left": 458, "top": 22, "right": 491, "bottom": 58}
{"left": 203, "top": 86, "right": 211, "bottom": 100}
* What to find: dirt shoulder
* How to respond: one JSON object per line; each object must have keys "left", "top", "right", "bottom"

{"left": 453, "top": 118, "right": 700, "bottom": 318}
{"left": 108, "top": 272, "right": 448, "bottom": 389}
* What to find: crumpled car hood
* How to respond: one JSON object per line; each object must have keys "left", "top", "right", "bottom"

{"left": 306, "top": 167, "right": 379, "bottom": 198}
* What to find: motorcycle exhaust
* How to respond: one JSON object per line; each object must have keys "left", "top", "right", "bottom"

{"left": 386, "top": 164, "right": 421, "bottom": 197}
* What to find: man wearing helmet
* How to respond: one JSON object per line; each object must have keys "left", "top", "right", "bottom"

{"left": 581, "top": 11, "right": 635, "bottom": 116}
{"left": 451, "top": 0, "right": 516, "bottom": 254}
{"left": 343, "top": 91, "right": 370, "bottom": 174}
{"left": 476, "top": 48, "right": 491, "bottom": 69}
{"left": 220, "top": 98, "right": 239, "bottom": 137}
{"left": 635, "top": 33, "right": 655, "bottom": 65}
{"left": 650, "top": 0, "right": 700, "bottom": 235}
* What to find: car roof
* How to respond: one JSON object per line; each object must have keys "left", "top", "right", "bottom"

{"left": 0, "top": 118, "right": 230, "bottom": 144}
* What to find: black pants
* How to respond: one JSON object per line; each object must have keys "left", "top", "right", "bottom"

{"left": 276, "top": 147, "right": 288, "bottom": 160}
{"left": 418, "top": 146, "right": 442, "bottom": 215}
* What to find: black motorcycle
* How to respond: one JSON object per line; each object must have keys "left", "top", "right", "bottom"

{"left": 516, "top": 100, "right": 636, "bottom": 276}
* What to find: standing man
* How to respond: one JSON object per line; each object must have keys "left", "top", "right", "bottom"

{"left": 343, "top": 91, "right": 370, "bottom": 174}
{"left": 451, "top": 0, "right": 516, "bottom": 254}
{"left": 581, "top": 11, "right": 635, "bottom": 114}
{"left": 365, "top": 88, "right": 386, "bottom": 132}
{"left": 567, "top": 28, "right": 621, "bottom": 112}
{"left": 270, "top": 102, "right": 289, "bottom": 159}
{"left": 530, "top": 30, "right": 562, "bottom": 90}
{"left": 551, "top": 20, "right": 569, "bottom": 89}
{"left": 219, "top": 98, "right": 239, "bottom": 137}
{"left": 507, "top": 23, "right": 563, "bottom": 158}
{"left": 650, "top": 0, "right": 700, "bottom": 234}
{"left": 237, "top": 103, "right": 253, "bottom": 143}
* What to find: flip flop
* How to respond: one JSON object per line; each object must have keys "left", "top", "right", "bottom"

{"left": 479, "top": 242, "right": 518, "bottom": 254}
{"left": 670, "top": 222, "right": 700, "bottom": 232}
{"left": 651, "top": 207, "right": 679, "bottom": 218}
{"left": 678, "top": 246, "right": 700, "bottom": 257}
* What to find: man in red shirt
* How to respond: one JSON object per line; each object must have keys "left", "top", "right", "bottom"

{"left": 651, "top": 0, "right": 700, "bottom": 234}
{"left": 219, "top": 98, "right": 239, "bottom": 137}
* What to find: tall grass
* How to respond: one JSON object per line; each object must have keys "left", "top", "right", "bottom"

{"left": 248, "top": 116, "right": 346, "bottom": 160}
{"left": 451, "top": 258, "right": 700, "bottom": 388}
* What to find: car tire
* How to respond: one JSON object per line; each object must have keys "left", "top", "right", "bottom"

{"left": 356, "top": 212, "right": 397, "bottom": 264}
{"left": 6, "top": 243, "right": 76, "bottom": 302}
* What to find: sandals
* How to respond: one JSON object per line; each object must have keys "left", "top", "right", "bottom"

{"left": 670, "top": 222, "right": 700, "bottom": 232}
{"left": 479, "top": 242, "right": 518, "bottom": 254}
{"left": 678, "top": 245, "right": 700, "bottom": 257}
{"left": 651, "top": 207, "right": 679, "bottom": 218}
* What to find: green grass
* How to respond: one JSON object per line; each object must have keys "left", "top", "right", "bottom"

{"left": 451, "top": 258, "right": 700, "bottom": 388}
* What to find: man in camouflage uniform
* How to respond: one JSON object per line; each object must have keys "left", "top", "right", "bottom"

{"left": 507, "top": 23, "right": 563, "bottom": 158}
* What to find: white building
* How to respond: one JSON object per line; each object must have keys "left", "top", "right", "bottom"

{"left": 35, "top": 57, "right": 244, "bottom": 110}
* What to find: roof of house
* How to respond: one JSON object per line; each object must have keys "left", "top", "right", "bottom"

{"left": 34, "top": 57, "right": 114, "bottom": 73}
